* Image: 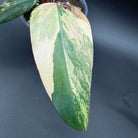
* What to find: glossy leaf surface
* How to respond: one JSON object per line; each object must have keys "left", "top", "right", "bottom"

{"left": 30, "top": 3, "right": 93, "bottom": 131}
{"left": 0, "top": 0, "right": 37, "bottom": 24}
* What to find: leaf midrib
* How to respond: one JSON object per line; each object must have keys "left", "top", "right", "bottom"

{"left": 56, "top": 4, "right": 83, "bottom": 127}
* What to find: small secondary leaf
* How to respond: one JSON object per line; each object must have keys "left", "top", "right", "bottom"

{"left": 30, "top": 3, "right": 93, "bottom": 131}
{"left": 0, "top": 0, "right": 37, "bottom": 24}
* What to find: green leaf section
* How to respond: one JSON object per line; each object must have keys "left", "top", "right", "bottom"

{"left": 30, "top": 3, "right": 93, "bottom": 131}
{"left": 0, "top": 0, "right": 37, "bottom": 24}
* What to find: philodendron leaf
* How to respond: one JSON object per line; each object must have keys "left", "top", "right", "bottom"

{"left": 30, "top": 3, "right": 93, "bottom": 131}
{"left": 0, "top": 0, "right": 37, "bottom": 24}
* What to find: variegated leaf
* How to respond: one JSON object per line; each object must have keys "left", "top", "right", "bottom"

{"left": 0, "top": 0, "right": 37, "bottom": 24}
{"left": 30, "top": 3, "right": 93, "bottom": 131}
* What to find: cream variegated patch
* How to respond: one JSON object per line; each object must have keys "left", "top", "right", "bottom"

{"left": 30, "top": 3, "right": 60, "bottom": 100}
